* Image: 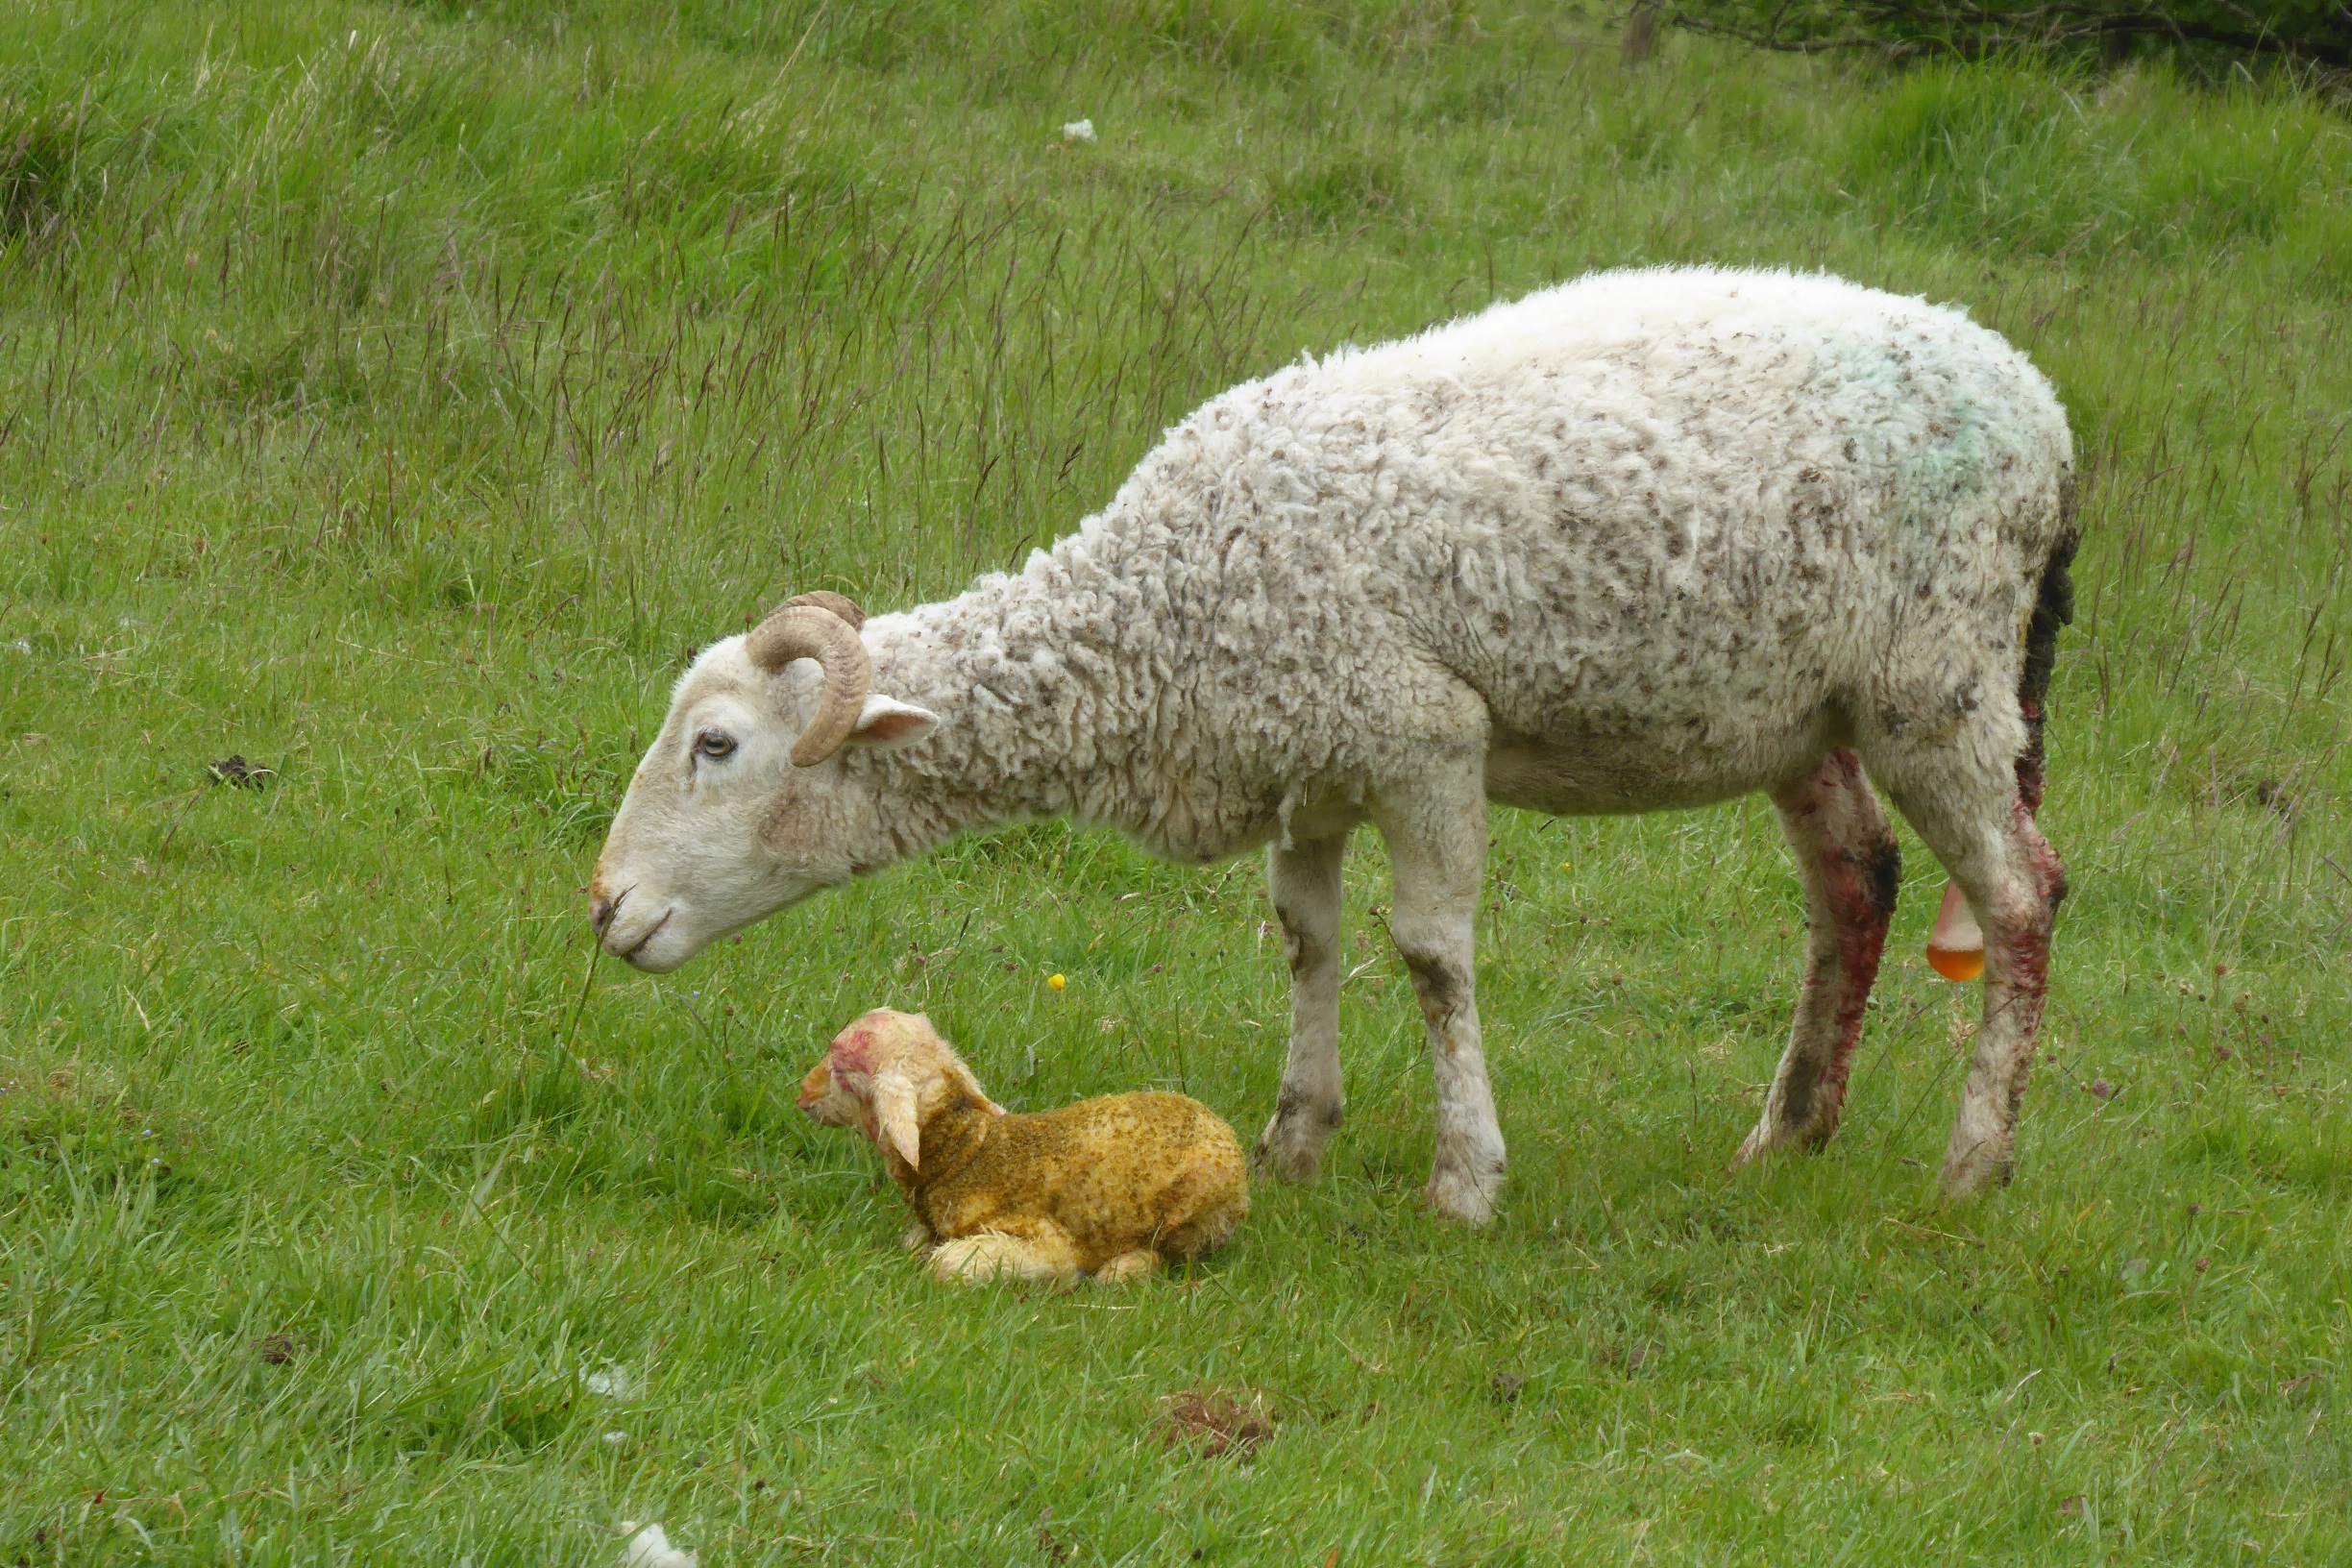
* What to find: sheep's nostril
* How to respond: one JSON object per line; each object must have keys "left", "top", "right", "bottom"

{"left": 589, "top": 894, "right": 615, "bottom": 935}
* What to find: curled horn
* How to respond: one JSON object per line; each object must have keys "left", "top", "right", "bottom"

{"left": 783, "top": 590, "right": 865, "bottom": 629}
{"left": 745, "top": 593, "right": 871, "bottom": 767}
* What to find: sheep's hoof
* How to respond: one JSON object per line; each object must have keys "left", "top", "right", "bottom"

{"left": 1730, "top": 1122, "right": 1772, "bottom": 1169}
{"left": 1250, "top": 1119, "right": 1330, "bottom": 1185}
{"left": 1730, "top": 1115, "right": 1831, "bottom": 1170}
{"left": 1425, "top": 1162, "right": 1501, "bottom": 1227}
{"left": 1936, "top": 1140, "right": 2014, "bottom": 1201}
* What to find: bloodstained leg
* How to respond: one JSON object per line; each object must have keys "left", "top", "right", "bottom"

{"left": 1877, "top": 507, "right": 2075, "bottom": 1194}
{"left": 1932, "top": 797, "right": 2066, "bottom": 1196}
{"left": 1923, "top": 519, "right": 2074, "bottom": 1192}
{"left": 1736, "top": 748, "right": 1899, "bottom": 1165}
{"left": 1876, "top": 739, "right": 2069, "bottom": 1198}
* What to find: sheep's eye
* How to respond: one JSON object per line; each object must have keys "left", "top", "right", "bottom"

{"left": 694, "top": 729, "right": 737, "bottom": 761}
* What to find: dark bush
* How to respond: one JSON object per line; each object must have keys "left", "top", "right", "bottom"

{"left": 0, "top": 96, "right": 92, "bottom": 239}
{"left": 1663, "top": 2, "right": 2350, "bottom": 73}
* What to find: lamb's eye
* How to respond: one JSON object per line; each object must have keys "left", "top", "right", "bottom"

{"left": 694, "top": 728, "right": 737, "bottom": 761}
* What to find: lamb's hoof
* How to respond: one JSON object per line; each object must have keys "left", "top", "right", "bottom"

{"left": 1425, "top": 1161, "right": 1502, "bottom": 1227}
{"left": 925, "top": 1237, "right": 1004, "bottom": 1285}
{"left": 1093, "top": 1250, "right": 1162, "bottom": 1285}
{"left": 927, "top": 1235, "right": 1084, "bottom": 1289}
{"left": 1250, "top": 1117, "right": 1330, "bottom": 1185}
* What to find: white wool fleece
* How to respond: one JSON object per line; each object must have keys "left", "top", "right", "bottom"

{"left": 845, "top": 267, "right": 2068, "bottom": 854}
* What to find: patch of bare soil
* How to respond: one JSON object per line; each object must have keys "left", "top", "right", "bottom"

{"left": 1157, "top": 1386, "right": 1275, "bottom": 1459}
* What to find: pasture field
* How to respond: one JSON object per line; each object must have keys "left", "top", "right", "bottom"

{"left": 4, "top": 3, "right": 2350, "bottom": 1561}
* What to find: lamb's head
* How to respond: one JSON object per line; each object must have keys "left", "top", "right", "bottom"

{"left": 796, "top": 1007, "right": 1004, "bottom": 1168}
{"left": 588, "top": 593, "right": 939, "bottom": 972}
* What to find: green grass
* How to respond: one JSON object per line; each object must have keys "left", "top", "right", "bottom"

{"left": 4, "top": 3, "right": 2350, "bottom": 1561}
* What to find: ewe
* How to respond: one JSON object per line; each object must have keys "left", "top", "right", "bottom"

{"left": 591, "top": 267, "right": 2078, "bottom": 1223}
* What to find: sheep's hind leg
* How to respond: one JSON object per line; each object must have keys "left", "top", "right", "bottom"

{"left": 1253, "top": 831, "right": 1350, "bottom": 1184}
{"left": 1377, "top": 770, "right": 1506, "bottom": 1226}
{"left": 1873, "top": 750, "right": 2067, "bottom": 1199}
{"left": 1735, "top": 749, "right": 1899, "bottom": 1165}
{"left": 1093, "top": 1250, "right": 1163, "bottom": 1285}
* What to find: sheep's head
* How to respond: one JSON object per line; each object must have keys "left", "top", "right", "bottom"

{"left": 588, "top": 593, "right": 938, "bottom": 972}
{"left": 796, "top": 1008, "right": 1004, "bottom": 1169}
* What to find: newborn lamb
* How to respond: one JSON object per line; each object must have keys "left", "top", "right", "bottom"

{"left": 797, "top": 1008, "right": 1248, "bottom": 1285}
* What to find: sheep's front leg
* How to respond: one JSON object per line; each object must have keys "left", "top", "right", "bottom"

{"left": 1378, "top": 776, "right": 1505, "bottom": 1226}
{"left": 1253, "top": 831, "right": 1349, "bottom": 1184}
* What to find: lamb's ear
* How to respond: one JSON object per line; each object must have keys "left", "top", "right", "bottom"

{"left": 870, "top": 1069, "right": 922, "bottom": 1168}
{"left": 944, "top": 1059, "right": 1007, "bottom": 1116}
{"left": 842, "top": 694, "right": 939, "bottom": 750}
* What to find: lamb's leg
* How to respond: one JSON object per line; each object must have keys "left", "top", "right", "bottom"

{"left": 1874, "top": 760, "right": 2068, "bottom": 1198}
{"left": 1093, "top": 1250, "right": 1163, "bottom": 1285}
{"left": 1253, "top": 830, "right": 1349, "bottom": 1184}
{"left": 1735, "top": 749, "right": 1899, "bottom": 1164}
{"left": 926, "top": 1223, "right": 1086, "bottom": 1286}
{"left": 1377, "top": 774, "right": 1506, "bottom": 1226}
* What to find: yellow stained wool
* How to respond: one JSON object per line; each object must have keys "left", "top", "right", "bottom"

{"left": 800, "top": 1008, "right": 1247, "bottom": 1285}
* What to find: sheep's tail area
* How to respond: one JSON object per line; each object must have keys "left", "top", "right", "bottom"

{"left": 1923, "top": 469, "right": 2076, "bottom": 984}
{"left": 2015, "top": 469, "right": 2080, "bottom": 817}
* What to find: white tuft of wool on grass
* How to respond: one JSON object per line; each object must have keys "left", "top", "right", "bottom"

{"left": 618, "top": 1522, "right": 697, "bottom": 1568}
{"left": 1061, "top": 119, "right": 1095, "bottom": 142}
{"left": 584, "top": 1365, "right": 636, "bottom": 1400}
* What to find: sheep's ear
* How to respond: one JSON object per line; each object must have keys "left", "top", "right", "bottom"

{"left": 870, "top": 1069, "right": 922, "bottom": 1168}
{"left": 945, "top": 1059, "right": 1007, "bottom": 1116}
{"left": 842, "top": 694, "right": 938, "bottom": 750}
